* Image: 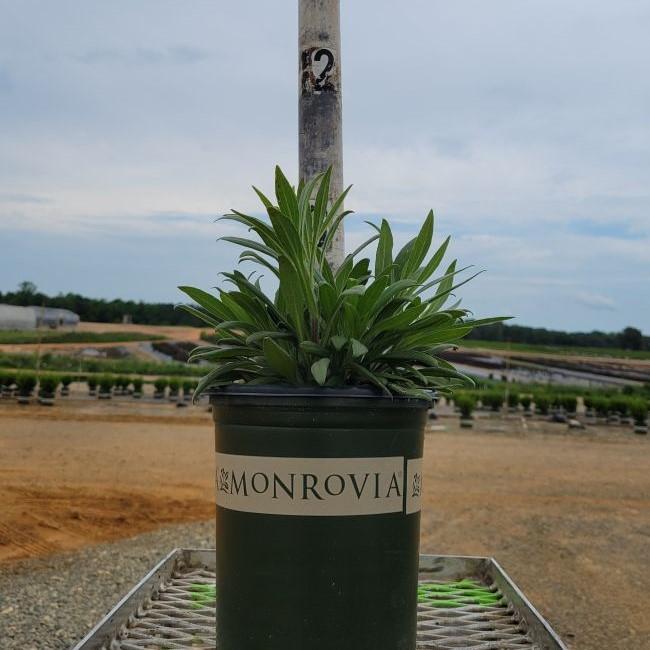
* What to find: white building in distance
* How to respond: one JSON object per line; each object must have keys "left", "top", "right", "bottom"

{"left": 0, "top": 304, "right": 80, "bottom": 330}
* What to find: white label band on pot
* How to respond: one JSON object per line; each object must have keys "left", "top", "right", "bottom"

{"left": 215, "top": 453, "right": 423, "bottom": 516}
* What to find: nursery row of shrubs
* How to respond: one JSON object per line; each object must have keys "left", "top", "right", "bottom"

{"left": 450, "top": 388, "right": 649, "bottom": 428}
{"left": 0, "top": 371, "right": 199, "bottom": 403}
{"left": 0, "top": 351, "right": 204, "bottom": 377}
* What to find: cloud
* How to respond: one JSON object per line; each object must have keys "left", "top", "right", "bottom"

{"left": 0, "top": 193, "right": 51, "bottom": 204}
{"left": 72, "top": 45, "right": 211, "bottom": 66}
{"left": 575, "top": 292, "right": 617, "bottom": 312}
{"left": 0, "top": 1, "right": 648, "bottom": 331}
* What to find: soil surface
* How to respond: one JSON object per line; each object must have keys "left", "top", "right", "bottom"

{"left": 0, "top": 397, "right": 648, "bottom": 649}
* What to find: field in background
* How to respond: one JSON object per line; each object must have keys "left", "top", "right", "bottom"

{"left": 0, "top": 330, "right": 166, "bottom": 345}
{"left": 464, "top": 338, "right": 650, "bottom": 360}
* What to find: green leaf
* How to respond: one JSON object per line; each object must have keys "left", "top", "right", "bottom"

{"left": 402, "top": 210, "right": 433, "bottom": 279}
{"left": 252, "top": 185, "right": 273, "bottom": 209}
{"left": 178, "top": 286, "right": 229, "bottom": 321}
{"left": 418, "top": 235, "right": 450, "bottom": 284}
{"left": 374, "top": 219, "right": 393, "bottom": 276}
{"left": 350, "top": 338, "right": 368, "bottom": 357}
{"left": 311, "top": 358, "right": 330, "bottom": 385}
{"left": 245, "top": 331, "right": 294, "bottom": 346}
{"left": 220, "top": 236, "right": 278, "bottom": 259}
{"left": 331, "top": 335, "right": 347, "bottom": 351}
{"left": 347, "top": 362, "right": 391, "bottom": 396}
{"left": 278, "top": 256, "right": 307, "bottom": 339}
{"left": 299, "top": 341, "right": 329, "bottom": 356}
{"left": 263, "top": 337, "right": 297, "bottom": 382}
{"left": 274, "top": 166, "right": 300, "bottom": 225}
{"left": 175, "top": 304, "right": 222, "bottom": 329}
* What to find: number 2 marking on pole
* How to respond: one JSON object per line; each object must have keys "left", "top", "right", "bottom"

{"left": 313, "top": 48, "right": 334, "bottom": 90}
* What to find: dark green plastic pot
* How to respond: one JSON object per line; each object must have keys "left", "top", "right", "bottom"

{"left": 210, "top": 386, "right": 428, "bottom": 650}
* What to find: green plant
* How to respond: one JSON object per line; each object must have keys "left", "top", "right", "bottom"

{"left": 481, "top": 391, "right": 503, "bottom": 411}
{"left": 610, "top": 396, "right": 630, "bottom": 416}
{"left": 16, "top": 374, "right": 37, "bottom": 396}
{"left": 507, "top": 391, "right": 519, "bottom": 408}
{"left": 168, "top": 377, "right": 181, "bottom": 394}
{"left": 0, "top": 330, "right": 166, "bottom": 344}
{"left": 114, "top": 375, "right": 129, "bottom": 391}
{"left": 534, "top": 393, "right": 550, "bottom": 415}
{"left": 87, "top": 376, "right": 98, "bottom": 390}
{"left": 98, "top": 374, "right": 114, "bottom": 393}
{"left": 629, "top": 399, "right": 648, "bottom": 426}
{"left": 455, "top": 392, "right": 476, "bottom": 419}
{"left": 182, "top": 379, "right": 196, "bottom": 393}
{"left": 519, "top": 394, "right": 532, "bottom": 411}
{"left": 39, "top": 375, "right": 59, "bottom": 396}
{"left": 583, "top": 395, "right": 594, "bottom": 410}
{"left": 0, "top": 352, "right": 204, "bottom": 377}
{"left": 60, "top": 375, "right": 73, "bottom": 388}
{"left": 154, "top": 377, "right": 168, "bottom": 392}
{"left": 592, "top": 396, "right": 610, "bottom": 417}
{"left": 179, "top": 167, "right": 506, "bottom": 400}
{"left": 0, "top": 371, "right": 16, "bottom": 388}
{"left": 132, "top": 377, "right": 144, "bottom": 392}
{"left": 560, "top": 395, "right": 577, "bottom": 413}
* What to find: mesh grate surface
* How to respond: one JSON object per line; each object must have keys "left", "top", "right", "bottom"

{"left": 109, "top": 567, "right": 539, "bottom": 649}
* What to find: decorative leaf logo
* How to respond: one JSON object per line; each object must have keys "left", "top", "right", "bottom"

{"left": 218, "top": 468, "right": 230, "bottom": 493}
{"left": 412, "top": 473, "right": 422, "bottom": 498}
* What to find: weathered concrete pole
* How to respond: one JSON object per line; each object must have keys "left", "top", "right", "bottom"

{"left": 299, "top": 0, "right": 344, "bottom": 269}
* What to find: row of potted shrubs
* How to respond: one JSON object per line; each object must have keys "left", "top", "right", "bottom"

{"left": 452, "top": 390, "right": 648, "bottom": 430}
{"left": 0, "top": 371, "right": 198, "bottom": 403}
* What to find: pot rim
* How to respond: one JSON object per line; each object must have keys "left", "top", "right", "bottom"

{"left": 208, "top": 383, "right": 433, "bottom": 408}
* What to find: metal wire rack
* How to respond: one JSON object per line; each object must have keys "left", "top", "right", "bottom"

{"left": 73, "top": 550, "right": 566, "bottom": 650}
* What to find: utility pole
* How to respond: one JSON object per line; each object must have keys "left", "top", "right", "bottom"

{"left": 299, "top": 0, "right": 344, "bottom": 269}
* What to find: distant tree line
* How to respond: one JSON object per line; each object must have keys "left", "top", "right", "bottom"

{"left": 0, "top": 282, "right": 199, "bottom": 327}
{"left": 467, "top": 322, "right": 648, "bottom": 351}
{"left": 2, "top": 282, "right": 647, "bottom": 350}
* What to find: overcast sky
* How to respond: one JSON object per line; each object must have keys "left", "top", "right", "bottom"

{"left": 1, "top": 1, "right": 648, "bottom": 332}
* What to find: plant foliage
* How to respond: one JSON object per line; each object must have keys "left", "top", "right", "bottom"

{"left": 179, "top": 167, "right": 507, "bottom": 401}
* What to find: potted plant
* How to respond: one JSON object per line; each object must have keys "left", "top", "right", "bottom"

{"left": 0, "top": 371, "right": 16, "bottom": 398}
{"left": 609, "top": 396, "right": 629, "bottom": 424}
{"left": 168, "top": 377, "right": 181, "bottom": 402}
{"left": 178, "top": 167, "right": 505, "bottom": 650}
{"left": 560, "top": 394, "right": 578, "bottom": 417}
{"left": 132, "top": 377, "right": 144, "bottom": 399}
{"left": 87, "top": 375, "right": 98, "bottom": 396}
{"left": 38, "top": 375, "right": 59, "bottom": 406}
{"left": 630, "top": 399, "right": 648, "bottom": 434}
{"left": 482, "top": 390, "right": 503, "bottom": 412}
{"left": 182, "top": 379, "right": 196, "bottom": 402}
{"left": 456, "top": 392, "right": 476, "bottom": 428}
{"left": 16, "top": 373, "right": 37, "bottom": 404}
{"left": 506, "top": 390, "right": 519, "bottom": 412}
{"left": 534, "top": 392, "right": 550, "bottom": 416}
{"left": 592, "top": 396, "right": 610, "bottom": 422}
{"left": 113, "top": 375, "right": 126, "bottom": 395}
{"left": 59, "top": 374, "right": 73, "bottom": 396}
{"left": 153, "top": 377, "right": 168, "bottom": 399}
{"left": 98, "top": 374, "right": 114, "bottom": 399}
{"left": 519, "top": 393, "right": 532, "bottom": 416}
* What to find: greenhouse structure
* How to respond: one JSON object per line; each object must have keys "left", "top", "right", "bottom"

{"left": 0, "top": 304, "right": 79, "bottom": 330}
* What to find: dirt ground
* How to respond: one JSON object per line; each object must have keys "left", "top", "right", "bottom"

{"left": 0, "top": 398, "right": 648, "bottom": 650}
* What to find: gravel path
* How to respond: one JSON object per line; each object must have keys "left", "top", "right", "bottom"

{"left": 0, "top": 520, "right": 215, "bottom": 650}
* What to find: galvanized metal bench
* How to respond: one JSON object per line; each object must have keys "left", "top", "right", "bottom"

{"left": 73, "top": 549, "right": 567, "bottom": 650}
